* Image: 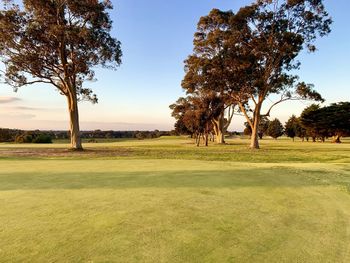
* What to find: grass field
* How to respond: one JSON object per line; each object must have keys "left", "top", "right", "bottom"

{"left": 0, "top": 137, "right": 350, "bottom": 262}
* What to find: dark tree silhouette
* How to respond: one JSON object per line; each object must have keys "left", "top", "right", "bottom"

{"left": 300, "top": 102, "right": 350, "bottom": 143}
{"left": 267, "top": 118, "right": 284, "bottom": 139}
{"left": 285, "top": 115, "right": 300, "bottom": 141}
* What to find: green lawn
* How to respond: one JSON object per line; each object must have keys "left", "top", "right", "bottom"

{"left": 0, "top": 137, "right": 350, "bottom": 262}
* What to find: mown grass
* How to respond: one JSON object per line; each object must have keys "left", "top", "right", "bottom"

{"left": 0, "top": 137, "right": 350, "bottom": 262}
{"left": 1, "top": 136, "right": 349, "bottom": 163}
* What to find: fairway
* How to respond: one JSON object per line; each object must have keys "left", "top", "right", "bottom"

{"left": 1, "top": 137, "right": 350, "bottom": 262}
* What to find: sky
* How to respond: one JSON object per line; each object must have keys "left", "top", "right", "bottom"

{"left": 0, "top": 0, "right": 349, "bottom": 131}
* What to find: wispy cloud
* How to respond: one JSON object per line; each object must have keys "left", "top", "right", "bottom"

{"left": 12, "top": 106, "right": 53, "bottom": 111}
{"left": 2, "top": 105, "right": 64, "bottom": 111}
{"left": 0, "top": 113, "right": 36, "bottom": 119}
{"left": 0, "top": 96, "right": 21, "bottom": 104}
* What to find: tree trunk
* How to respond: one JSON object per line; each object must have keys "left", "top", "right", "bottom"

{"left": 196, "top": 133, "right": 201, "bottom": 147}
{"left": 209, "top": 132, "right": 214, "bottom": 142}
{"left": 212, "top": 121, "right": 218, "bottom": 142}
{"left": 250, "top": 104, "right": 261, "bottom": 149}
{"left": 332, "top": 135, "right": 341, "bottom": 143}
{"left": 67, "top": 94, "right": 83, "bottom": 150}
{"left": 212, "top": 113, "right": 226, "bottom": 144}
{"left": 250, "top": 126, "right": 260, "bottom": 149}
{"left": 204, "top": 123, "right": 209, "bottom": 147}
{"left": 216, "top": 130, "right": 225, "bottom": 144}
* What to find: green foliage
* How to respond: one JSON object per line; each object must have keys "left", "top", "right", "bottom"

{"left": 0, "top": 128, "right": 20, "bottom": 142}
{"left": 15, "top": 133, "right": 33, "bottom": 143}
{"left": 15, "top": 132, "right": 52, "bottom": 144}
{"left": 285, "top": 115, "right": 301, "bottom": 140}
{"left": 300, "top": 102, "right": 350, "bottom": 142}
{"left": 267, "top": 118, "right": 284, "bottom": 139}
{"left": 0, "top": 0, "right": 122, "bottom": 97}
{"left": 32, "top": 134, "right": 53, "bottom": 144}
{"left": 170, "top": 95, "right": 218, "bottom": 139}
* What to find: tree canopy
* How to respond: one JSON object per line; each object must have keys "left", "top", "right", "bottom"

{"left": 267, "top": 118, "right": 284, "bottom": 139}
{"left": 300, "top": 102, "right": 350, "bottom": 143}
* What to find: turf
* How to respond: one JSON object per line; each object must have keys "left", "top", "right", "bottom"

{"left": 0, "top": 137, "right": 350, "bottom": 262}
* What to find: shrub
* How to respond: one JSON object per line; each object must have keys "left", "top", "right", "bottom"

{"left": 32, "top": 134, "right": 52, "bottom": 144}
{"left": 15, "top": 134, "right": 33, "bottom": 143}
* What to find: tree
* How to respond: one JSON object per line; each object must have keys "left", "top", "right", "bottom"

{"left": 300, "top": 102, "right": 350, "bottom": 143}
{"left": 0, "top": 128, "right": 20, "bottom": 142}
{"left": 0, "top": 0, "right": 122, "bottom": 150}
{"left": 170, "top": 95, "right": 213, "bottom": 146}
{"left": 244, "top": 116, "right": 270, "bottom": 139}
{"left": 325, "top": 102, "right": 350, "bottom": 143}
{"left": 223, "top": 0, "right": 330, "bottom": 149}
{"left": 300, "top": 104, "right": 322, "bottom": 142}
{"left": 243, "top": 125, "right": 252, "bottom": 137}
{"left": 170, "top": 97, "right": 198, "bottom": 137}
{"left": 295, "top": 118, "right": 307, "bottom": 141}
{"left": 258, "top": 116, "right": 270, "bottom": 139}
{"left": 267, "top": 118, "right": 284, "bottom": 139}
{"left": 181, "top": 9, "right": 237, "bottom": 144}
{"left": 285, "top": 115, "right": 299, "bottom": 141}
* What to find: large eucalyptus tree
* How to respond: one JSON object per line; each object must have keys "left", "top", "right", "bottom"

{"left": 0, "top": 0, "right": 122, "bottom": 150}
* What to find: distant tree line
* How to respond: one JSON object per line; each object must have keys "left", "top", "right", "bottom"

{"left": 241, "top": 102, "right": 350, "bottom": 143}
{"left": 285, "top": 102, "right": 350, "bottom": 143}
{"left": 81, "top": 130, "right": 170, "bottom": 140}
{"left": 244, "top": 102, "right": 350, "bottom": 143}
{"left": 0, "top": 129, "right": 53, "bottom": 144}
{"left": 0, "top": 129, "right": 171, "bottom": 143}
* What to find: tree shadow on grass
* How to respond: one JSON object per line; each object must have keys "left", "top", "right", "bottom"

{"left": 0, "top": 167, "right": 349, "bottom": 191}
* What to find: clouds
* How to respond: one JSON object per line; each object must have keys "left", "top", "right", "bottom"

{"left": 0, "top": 96, "right": 21, "bottom": 104}
{"left": 11, "top": 106, "right": 49, "bottom": 111}
{"left": 0, "top": 113, "right": 36, "bottom": 120}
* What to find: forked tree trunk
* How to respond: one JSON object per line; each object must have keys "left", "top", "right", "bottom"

{"left": 212, "top": 113, "right": 227, "bottom": 144}
{"left": 67, "top": 94, "right": 83, "bottom": 150}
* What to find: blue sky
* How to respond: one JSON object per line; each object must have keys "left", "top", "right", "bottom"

{"left": 0, "top": 0, "right": 349, "bottom": 131}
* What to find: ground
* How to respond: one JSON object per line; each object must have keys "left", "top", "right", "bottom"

{"left": 0, "top": 137, "right": 350, "bottom": 262}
